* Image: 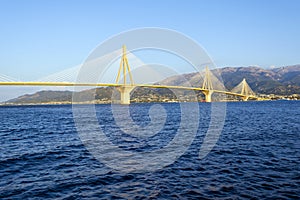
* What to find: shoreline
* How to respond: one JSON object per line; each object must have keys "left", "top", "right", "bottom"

{"left": 0, "top": 99, "right": 298, "bottom": 107}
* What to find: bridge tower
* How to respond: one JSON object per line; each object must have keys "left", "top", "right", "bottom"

{"left": 240, "top": 78, "right": 251, "bottom": 101}
{"left": 202, "top": 66, "right": 214, "bottom": 102}
{"left": 115, "top": 45, "right": 135, "bottom": 104}
{"left": 231, "top": 78, "right": 255, "bottom": 101}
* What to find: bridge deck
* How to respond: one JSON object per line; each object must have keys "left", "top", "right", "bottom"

{"left": 0, "top": 81, "right": 255, "bottom": 98}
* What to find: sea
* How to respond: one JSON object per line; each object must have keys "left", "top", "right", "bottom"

{"left": 0, "top": 101, "right": 299, "bottom": 199}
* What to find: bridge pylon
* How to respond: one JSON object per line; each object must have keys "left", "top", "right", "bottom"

{"left": 241, "top": 78, "right": 250, "bottom": 101}
{"left": 115, "top": 45, "right": 135, "bottom": 104}
{"left": 241, "top": 78, "right": 252, "bottom": 101}
{"left": 202, "top": 66, "right": 214, "bottom": 102}
{"left": 231, "top": 78, "right": 255, "bottom": 101}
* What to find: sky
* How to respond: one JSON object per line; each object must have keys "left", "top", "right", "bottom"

{"left": 0, "top": 0, "right": 299, "bottom": 81}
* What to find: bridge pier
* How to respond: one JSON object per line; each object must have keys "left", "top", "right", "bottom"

{"left": 203, "top": 90, "right": 213, "bottom": 102}
{"left": 242, "top": 96, "right": 249, "bottom": 101}
{"left": 117, "top": 86, "right": 135, "bottom": 105}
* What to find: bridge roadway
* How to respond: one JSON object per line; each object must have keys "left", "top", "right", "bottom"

{"left": 0, "top": 81, "right": 255, "bottom": 104}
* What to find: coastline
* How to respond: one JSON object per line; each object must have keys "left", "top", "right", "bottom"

{"left": 0, "top": 98, "right": 298, "bottom": 107}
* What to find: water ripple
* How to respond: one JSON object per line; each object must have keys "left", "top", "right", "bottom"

{"left": 0, "top": 102, "right": 299, "bottom": 199}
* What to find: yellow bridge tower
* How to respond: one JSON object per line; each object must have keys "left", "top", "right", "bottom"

{"left": 202, "top": 66, "right": 214, "bottom": 102}
{"left": 115, "top": 45, "right": 135, "bottom": 104}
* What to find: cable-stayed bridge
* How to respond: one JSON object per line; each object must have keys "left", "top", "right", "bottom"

{"left": 0, "top": 45, "right": 256, "bottom": 104}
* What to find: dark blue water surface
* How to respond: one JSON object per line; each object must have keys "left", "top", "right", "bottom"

{"left": 0, "top": 101, "right": 299, "bottom": 199}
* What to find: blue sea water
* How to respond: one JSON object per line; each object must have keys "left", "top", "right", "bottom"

{"left": 0, "top": 101, "right": 299, "bottom": 199}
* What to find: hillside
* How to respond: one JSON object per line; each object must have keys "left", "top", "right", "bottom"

{"left": 159, "top": 65, "right": 300, "bottom": 95}
{"left": 218, "top": 65, "right": 300, "bottom": 94}
{"left": 4, "top": 65, "right": 300, "bottom": 104}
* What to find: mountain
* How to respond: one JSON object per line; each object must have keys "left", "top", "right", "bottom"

{"left": 217, "top": 65, "right": 300, "bottom": 94}
{"left": 6, "top": 91, "right": 73, "bottom": 104}
{"left": 5, "top": 88, "right": 114, "bottom": 104}
{"left": 4, "top": 65, "right": 300, "bottom": 104}
{"left": 159, "top": 65, "right": 300, "bottom": 95}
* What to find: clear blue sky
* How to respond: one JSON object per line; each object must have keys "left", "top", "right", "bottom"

{"left": 0, "top": 0, "right": 299, "bottom": 80}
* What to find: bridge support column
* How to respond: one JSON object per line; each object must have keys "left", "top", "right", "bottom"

{"left": 203, "top": 90, "right": 213, "bottom": 102}
{"left": 117, "top": 86, "right": 135, "bottom": 105}
{"left": 242, "top": 96, "right": 249, "bottom": 101}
